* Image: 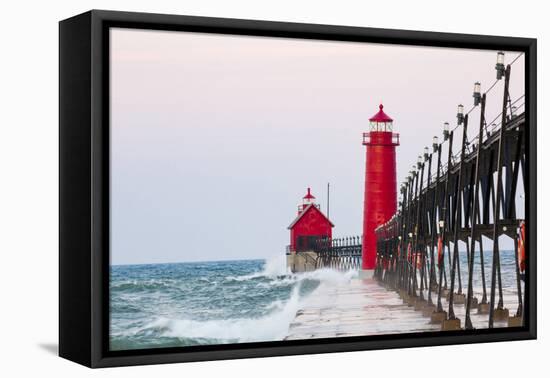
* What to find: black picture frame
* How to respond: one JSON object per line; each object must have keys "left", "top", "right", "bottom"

{"left": 59, "top": 9, "right": 537, "bottom": 368}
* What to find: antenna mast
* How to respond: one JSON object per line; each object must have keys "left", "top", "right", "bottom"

{"left": 327, "top": 182, "right": 330, "bottom": 219}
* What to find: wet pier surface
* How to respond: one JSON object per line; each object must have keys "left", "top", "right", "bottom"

{"left": 285, "top": 278, "right": 520, "bottom": 340}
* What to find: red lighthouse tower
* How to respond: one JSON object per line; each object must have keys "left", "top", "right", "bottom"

{"left": 362, "top": 104, "right": 400, "bottom": 271}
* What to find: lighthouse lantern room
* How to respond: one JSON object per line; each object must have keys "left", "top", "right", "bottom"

{"left": 288, "top": 188, "right": 334, "bottom": 252}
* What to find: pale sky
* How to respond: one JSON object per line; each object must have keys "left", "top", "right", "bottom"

{"left": 110, "top": 28, "right": 525, "bottom": 265}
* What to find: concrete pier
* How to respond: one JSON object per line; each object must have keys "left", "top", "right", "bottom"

{"left": 286, "top": 277, "right": 520, "bottom": 340}
{"left": 286, "top": 278, "right": 438, "bottom": 339}
{"left": 286, "top": 252, "right": 318, "bottom": 273}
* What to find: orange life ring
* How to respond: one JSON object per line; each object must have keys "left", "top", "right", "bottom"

{"left": 437, "top": 236, "right": 444, "bottom": 264}
{"left": 518, "top": 221, "right": 526, "bottom": 272}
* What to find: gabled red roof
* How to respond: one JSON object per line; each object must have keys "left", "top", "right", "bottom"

{"left": 369, "top": 104, "right": 393, "bottom": 122}
{"left": 287, "top": 204, "right": 335, "bottom": 229}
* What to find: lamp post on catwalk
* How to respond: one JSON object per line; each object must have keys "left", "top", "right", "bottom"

{"left": 361, "top": 104, "right": 400, "bottom": 276}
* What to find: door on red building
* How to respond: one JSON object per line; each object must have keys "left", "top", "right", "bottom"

{"left": 296, "top": 235, "right": 322, "bottom": 252}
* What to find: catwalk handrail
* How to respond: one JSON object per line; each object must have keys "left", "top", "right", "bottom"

{"left": 374, "top": 60, "right": 526, "bottom": 330}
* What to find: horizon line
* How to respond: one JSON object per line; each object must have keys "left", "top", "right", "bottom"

{"left": 110, "top": 256, "right": 267, "bottom": 267}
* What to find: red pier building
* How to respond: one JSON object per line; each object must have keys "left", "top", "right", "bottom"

{"left": 288, "top": 188, "right": 334, "bottom": 252}
{"left": 362, "top": 104, "right": 400, "bottom": 270}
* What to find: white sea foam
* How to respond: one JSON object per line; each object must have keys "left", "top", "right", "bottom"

{"left": 258, "top": 267, "right": 358, "bottom": 289}
{"left": 226, "top": 254, "right": 291, "bottom": 281}
{"left": 139, "top": 283, "right": 303, "bottom": 342}
{"left": 132, "top": 266, "right": 357, "bottom": 343}
{"left": 228, "top": 255, "right": 358, "bottom": 285}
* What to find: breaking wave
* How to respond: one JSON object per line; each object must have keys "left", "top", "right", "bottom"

{"left": 131, "top": 284, "right": 303, "bottom": 343}
{"left": 110, "top": 257, "right": 357, "bottom": 349}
